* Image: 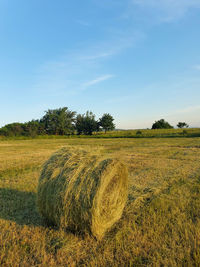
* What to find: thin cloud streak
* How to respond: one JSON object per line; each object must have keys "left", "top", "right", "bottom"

{"left": 81, "top": 52, "right": 114, "bottom": 61}
{"left": 174, "top": 105, "right": 200, "bottom": 115}
{"left": 131, "top": 0, "right": 200, "bottom": 22}
{"left": 163, "top": 105, "right": 200, "bottom": 128}
{"left": 75, "top": 19, "right": 90, "bottom": 27}
{"left": 132, "top": 0, "right": 200, "bottom": 8}
{"left": 31, "top": 31, "right": 144, "bottom": 96}
{"left": 194, "top": 65, "right": 200, "bottom": 71}
{"left": 82, "top": 74, "right": 114, "bottom": 89}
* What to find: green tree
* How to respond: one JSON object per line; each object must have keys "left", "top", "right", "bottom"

{"left": 0, "top": 123, "right": 24, "bottom": 137}
{"left": 99, "top": 113, "right": 115, "bottom": 133}
{"left": 75, "top": 111, "right": 98, "bottom": 135}
{"left": 152, "top": 119, "right": 173, "bottom": 129}
{"left": 22, "top": 120, "right": 45, "bottom": 137}
{"left": 41, "top": 107, "right": 76, "bottom": 135}
{"left": 75, "top": 114, "right": 85, "bottom": 135}
{"left": 177, "top": 122, "right": 189, "bottom": 128}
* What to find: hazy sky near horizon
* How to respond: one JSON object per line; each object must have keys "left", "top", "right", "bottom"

{"left": 0, "top": 0, "right": 200, "bottom": 129}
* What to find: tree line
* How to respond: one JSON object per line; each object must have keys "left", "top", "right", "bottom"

{"left": 0, "top": 109, "right": 190, "bottom": 137}
{"left": 0, "top": 107, "right": 115, "bottom": 137}
{"left": 152, "top": 119, "right": 189, "bottom": 129}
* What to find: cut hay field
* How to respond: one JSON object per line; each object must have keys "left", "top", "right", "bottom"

{"left": 0, "top": 137, "right": 200, "bottom": 266}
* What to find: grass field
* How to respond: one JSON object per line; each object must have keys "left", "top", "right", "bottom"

{"left": 93, "top": 128, "right": 200, "bottom": 138}
{"left": 0, "top": 127, "right": 200, "bottom": 140}
{"left": 0, "top": 137, "right": 200, "bottom": 266}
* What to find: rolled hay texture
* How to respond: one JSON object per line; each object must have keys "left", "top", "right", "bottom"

{"left": 37, "top": 148, "right": 128, "bottom": 240}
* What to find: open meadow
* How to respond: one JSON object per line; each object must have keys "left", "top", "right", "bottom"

{"left": 0, "top": 137, "right": 200, "bottom": 266}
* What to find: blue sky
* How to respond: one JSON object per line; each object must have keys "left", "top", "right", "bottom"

{"left": 0, "top": 0, "right": 200, "bottom": 129}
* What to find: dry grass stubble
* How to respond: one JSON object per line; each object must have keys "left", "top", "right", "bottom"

{"left": 0, "top": 138, "right": 200, "bottom": 266}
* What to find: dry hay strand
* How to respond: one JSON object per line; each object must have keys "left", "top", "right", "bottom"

{"left": 37, "top": 148, "right": 128, "bottom": 240}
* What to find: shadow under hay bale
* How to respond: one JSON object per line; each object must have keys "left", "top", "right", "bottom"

{"left": 37, "top": 148, "right": 128, "bottom": 240}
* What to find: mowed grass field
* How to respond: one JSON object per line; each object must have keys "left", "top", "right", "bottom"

{"left": 0, "top": 137, "right": 200, "bottom": 266}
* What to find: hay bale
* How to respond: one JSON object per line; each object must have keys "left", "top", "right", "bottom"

{"left": 37, "top": 148, "right": 128, "bottom": 240}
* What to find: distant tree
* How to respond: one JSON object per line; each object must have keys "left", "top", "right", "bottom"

{"left": 41, "top": 107, "right": 76, "bottom": 135}
{"left": 0, "top": 120, "right": 46, "bottom": 137}
{"left": 0, "top": 108, "right": 116, "bottom": 137}
{"left": 177, "top": 122, "right": 189, "bottom": 128}
{"left": 75, "top": 114, "right": 85, "bottom": 135}
{"left": 136, "top": 130, "right": 142, "bottom": 135}
{"left": 99, "top": 113, "right": 115, "bottom": 133}
{"left": 0, "top": 126, "right": 8, "bottom": 136}
{"left": 75, "top": 111, "right": 98, "bottom": 135}
{"left": 22, "top": 120, "right": 45, "bottom": 137}
{"left": 84, "top": 111, "right": 98, "bottom": 135}
{"left": 152, "top": 119, "right": 173, "bottom": 129}
{"left": 0, "top": 123, "right": 24, "bottom": 136}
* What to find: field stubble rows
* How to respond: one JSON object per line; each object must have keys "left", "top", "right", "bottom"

{"left": 0, "top": 138, "right": 200, "bottom": 266}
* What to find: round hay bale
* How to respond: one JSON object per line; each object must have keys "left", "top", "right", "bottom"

{"left": 37, "top": 148, "right": 128, "bottom": 240}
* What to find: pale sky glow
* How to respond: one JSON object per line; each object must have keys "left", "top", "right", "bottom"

{"left": 0, "top": 0, "right": 200, "bottom": 128}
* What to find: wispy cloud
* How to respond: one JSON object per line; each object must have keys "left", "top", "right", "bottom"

{"left": 80, "top": 52, "right": 114, "bottom": 61}
{"left": 174, "top": 105, "right": 200, "bottom": 114}
{"left": 82, "top": 74, "right": 114, "bottom": 89}
{"left": 80, "top": 32, "right": 144, "bottom": 61}
{"left": 132, "top": 0, "right": 200, "bottom": 9}
{"left": 131, "top": 0, "right": 200, "bottom": 22}
{"left": 163, "top": 105, "right": 200, "bottom": 127}
{"left": 31, "top": 31, "right": 143, "bottom": 96}
{"left": 75, "top": 19, "right": 90, "bottom": 27}
{"left": 194, "top": 64, "right": 200, "bottom": 71}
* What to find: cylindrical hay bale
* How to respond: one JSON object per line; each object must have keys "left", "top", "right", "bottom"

{"left": 37, "top": 148, "right": 128, "bottom": 240}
